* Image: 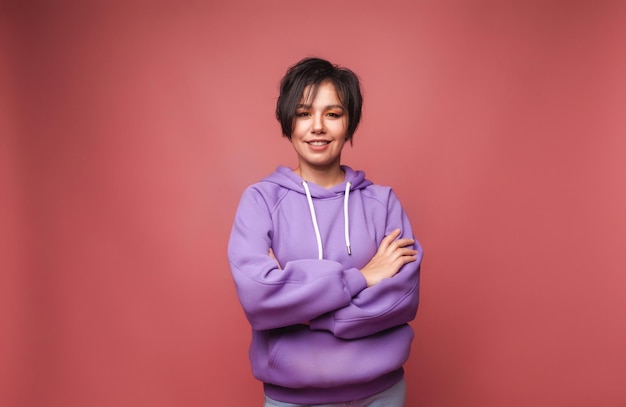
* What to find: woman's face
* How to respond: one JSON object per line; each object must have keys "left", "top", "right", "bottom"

{"left": 290, "top": 81, "right": 348, "bottom": 173}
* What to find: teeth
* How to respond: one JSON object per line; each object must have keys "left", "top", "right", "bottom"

{"left": 309, "top": 141, "right": 329, "bottom": 146}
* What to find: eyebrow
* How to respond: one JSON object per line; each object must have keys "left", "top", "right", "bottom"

{"left": 296, "top": 104, "right": 345, "bottom": 110}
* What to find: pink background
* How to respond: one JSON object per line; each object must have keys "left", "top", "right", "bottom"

{"left": 2, "top": 1, "right": 626, "bottom": 406}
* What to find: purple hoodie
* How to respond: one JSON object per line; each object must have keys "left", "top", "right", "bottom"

{"left": 228, "top": 165, "right": 422, "bottom": 404}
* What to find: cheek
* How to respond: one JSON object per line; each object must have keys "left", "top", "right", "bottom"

{"left": 292, "top": 121, "right": 307, "bottom": 136}
{"left": 330, "top": 121, "right": 348, "bottom": 136}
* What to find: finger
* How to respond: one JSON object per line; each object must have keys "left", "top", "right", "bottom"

{"left": 396, "top": 248, "right": 419, "bottom": 257}
{"left": 269, "top": 248, "right": 282, "bottom": 269}
{"left": 401, "top": 255, "right": 418, "bottom": 264}
{"left": 391, "top": 238, "right": 415, "bottom": 250}
{"left": 393, "top": 255, "right": 418, "bottom": 268}
{"left": 379, "top": 229, "right": 402, "bottom": 250}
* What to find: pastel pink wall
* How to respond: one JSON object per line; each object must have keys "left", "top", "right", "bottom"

{"left": 3, "top": 1, "right": 625, "bottom": 406}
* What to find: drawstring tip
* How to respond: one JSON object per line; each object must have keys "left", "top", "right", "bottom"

{"left": 347, "top": 245, "right": 352, "bottom": 255}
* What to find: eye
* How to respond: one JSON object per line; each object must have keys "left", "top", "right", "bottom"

{"left": 327, "top": 111, "right": 343, "bottom": 118}
{"left": 296, "top": 111, "right": 310, "bottom": 118}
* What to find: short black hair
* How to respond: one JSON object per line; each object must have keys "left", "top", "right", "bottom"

{"left": 276, "top": 57, "right": 363, "bottom": 142}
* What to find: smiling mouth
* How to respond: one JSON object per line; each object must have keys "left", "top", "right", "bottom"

{"left": 307, "top": 141, "right": 331, "bottom": 146}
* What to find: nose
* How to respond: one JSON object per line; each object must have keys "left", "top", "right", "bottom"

{"left": 311, "top": 113, "right": 325, "bottom": 134}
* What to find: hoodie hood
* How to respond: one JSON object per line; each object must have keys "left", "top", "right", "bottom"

{"left": 262, "top": 165, "right": 373, "bottom": 259}
{"left": 263, "top": 165, "right": 373, "bottom": 198}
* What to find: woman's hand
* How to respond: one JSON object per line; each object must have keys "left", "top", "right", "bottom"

{"left": 360, "top": 229, "right": 418, "bottom": 287}
{"left": 269, "top": 248, "right": 281, "bottom": 269}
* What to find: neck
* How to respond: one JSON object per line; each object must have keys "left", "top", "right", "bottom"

{"left": 295, "top": 164, "right": 345, "bottom": 189}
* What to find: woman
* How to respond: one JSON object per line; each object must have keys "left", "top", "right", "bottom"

{"left": 228, "top": 57, "right": 423, "bottom": 406}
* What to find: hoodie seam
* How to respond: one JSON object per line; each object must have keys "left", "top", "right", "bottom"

{"left": 359, "top": 186, "right": 393, "bottom": 207}
{"left": 230, "top": 261, "right": 346, "bottom": 286}
{"left": 254, "top": 182, "right": 291, "bottom": 215}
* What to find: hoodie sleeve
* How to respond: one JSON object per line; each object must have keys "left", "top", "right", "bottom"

{"left": 228, "top": 186, "right": 368, "bottom": 331}
{"left": 309, "top": 189, "right": 422, "bottom": 339}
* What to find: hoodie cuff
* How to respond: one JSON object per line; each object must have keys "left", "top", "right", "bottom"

{"left": 309, "top": 268, "right": 366, "bottom": 334}
{"left": 342, "top": 267, "right": 367, "bottom": 297}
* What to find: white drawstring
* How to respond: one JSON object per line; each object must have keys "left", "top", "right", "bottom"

{"left": 344, "top": 182, "right": 352, "bottom": 255}
{"left": 302, "top": 180, "right": 353, "bottom": 259}
{"left": 302, "top": 181, "right": 323, "bottom": 260}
